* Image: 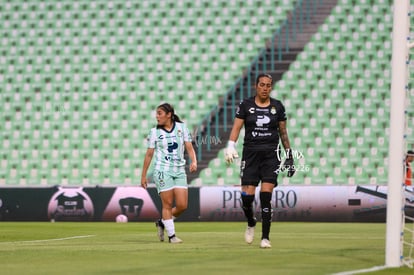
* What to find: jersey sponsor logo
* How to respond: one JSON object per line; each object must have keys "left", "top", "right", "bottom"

{"left": 167, "top": 141, "right": 178, "bottom": 152}
{"left": 256, "top": 115, "right": 270, "bottom": 126}
{"left": 158, "top": 134, "right": 178, "bottom": 140}
{"left": 252, "top": 131, "right": 272, "bottom": 137}
{"left": 165, "top": 156, "right": 182, "bottom": 161}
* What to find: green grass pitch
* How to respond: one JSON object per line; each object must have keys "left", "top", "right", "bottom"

{"left": 0, "top": 222, "right": 412, "bottom": 275}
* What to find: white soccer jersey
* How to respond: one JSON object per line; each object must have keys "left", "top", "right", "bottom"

{"left": 147, "top": 122, "right": 192, "bottom": 173}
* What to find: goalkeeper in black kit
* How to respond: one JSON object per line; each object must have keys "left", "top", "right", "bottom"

{"left": 224, "top": 73, "right": 295, "bottom": 248}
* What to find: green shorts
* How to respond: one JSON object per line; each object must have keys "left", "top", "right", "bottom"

{"left": 153, "top": 169, "right": 188, "bottom": 193}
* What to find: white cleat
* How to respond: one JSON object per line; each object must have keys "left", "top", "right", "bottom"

{"left": 260, "top": 239, "right": 272, "bottom": 248}
{"left": 245, "top": 226, "right": 255, "bottom": 244}
{"left": 169, "top": 236, "right": 183, "bottom": 244}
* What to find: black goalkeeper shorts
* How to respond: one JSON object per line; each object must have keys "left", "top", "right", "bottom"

{"left": 240, "top": 148, "right": 281, "bottom": 186}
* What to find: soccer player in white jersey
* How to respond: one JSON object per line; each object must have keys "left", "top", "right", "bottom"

{"left": 141, "top": 103, "right": 197, "bottom": 243}
{"left": 224, "top": 73, "right": 295, "bottom": 248}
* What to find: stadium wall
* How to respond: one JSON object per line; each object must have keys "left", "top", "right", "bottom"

{"left": 0, "top": 185, "right": 397, "bottom": 222}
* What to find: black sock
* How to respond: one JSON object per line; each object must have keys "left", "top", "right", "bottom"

{"left": 157, "top": 219, "right": 165, "bottom": 229}
{"left": 241, "top": 194, "right": 256, "bottom": 227}
{"left": 260, "top": 192, "right": 272, "bottom": 240}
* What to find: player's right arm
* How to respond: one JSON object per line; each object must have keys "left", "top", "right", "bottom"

{"left": 228, "top": 117, "right": 244, "bottom": 143}
{"left": 225, "top": 117, "right": 244, "bottom": 164}
{"left": 140, "top": 148, "right": 154, "bottom": 189}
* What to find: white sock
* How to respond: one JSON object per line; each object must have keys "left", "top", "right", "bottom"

{"left": 162, "top": 219, "right": 175, "bottom": 237}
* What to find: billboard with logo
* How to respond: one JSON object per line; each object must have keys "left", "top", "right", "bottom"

{"left": 0, "top": 185, "right": 411, "bottom": 222}
{"left": 198, "top": 185, "right": 402, "bottom": 222}
{"left": 0, "top": 186, "right": 199, "bottom": 222}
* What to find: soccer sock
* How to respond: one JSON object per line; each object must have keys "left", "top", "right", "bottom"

{"left": 241, "top": 193, "right": 257, "bottom": 227}
{"left": 260, "top": 192, "right": 272, "bottom": 240}
{"left": 162, "top": 219, "right": 175, "bottom": 237}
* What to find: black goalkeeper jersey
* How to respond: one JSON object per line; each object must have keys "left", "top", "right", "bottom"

{"left": 235, "top": 96, "right": 287, "bottom": 150}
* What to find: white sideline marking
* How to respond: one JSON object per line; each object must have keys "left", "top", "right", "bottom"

{"left": 331, "top": 265, "right": 388, "bottom": 275}
{"left": 1, "top": 235, "right": 96, "bottom": 244}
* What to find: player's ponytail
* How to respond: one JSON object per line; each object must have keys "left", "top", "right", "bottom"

{"left": 157, "top": 103, "right": 183, "bottom": 123}
{"left": 172, "top": 114, "right": 183, "bottom": 123}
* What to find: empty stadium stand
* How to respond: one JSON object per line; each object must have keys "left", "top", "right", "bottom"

{"left": 0, "top": 0, "right": 394, "bottom": 186}
{"left": 191, "top": 0, "right": 392, "bottom": 186}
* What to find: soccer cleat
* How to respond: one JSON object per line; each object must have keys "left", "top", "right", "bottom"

{"left": 245, "top": 225, "right": 255, "bottom": 244}
{"left": 155, "top": 219, "right": 165, "bottom": 242}
{"left": 260, "top": 239, "right": 272, "bottom": 248}
{"left": 168, "top": 235, "right": 183, "bottom": 244}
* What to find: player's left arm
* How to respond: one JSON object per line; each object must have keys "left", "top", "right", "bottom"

{"left": 279, "top": 120, "right": 295, "bottom": 177}
{"left": 185, "top": 141, "right": 198, "bottom": 173}
{"left": 278, "top": 120, "right": 291, "bottom": 152}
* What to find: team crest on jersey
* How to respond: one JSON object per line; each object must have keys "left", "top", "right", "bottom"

{"left": 177, "top": 130, "right": 182, "bottom": 137}
{"left": 159, "top": 179, "right": 165, "bottom": 187}
{"left": 271, "top": 107, "right": 276, "bottom": 114}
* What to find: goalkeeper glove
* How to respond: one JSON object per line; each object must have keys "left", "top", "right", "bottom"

{"left": 224, "top": 141, "right": 239, "bottom": 164}
{"left": 282, "top": 150, "right": 295, "bottom": 177}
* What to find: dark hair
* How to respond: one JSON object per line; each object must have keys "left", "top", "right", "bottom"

{"left": 156, "top": 103, "right": 183, "bottom": 124}
{"left": 408, "top": 150, "right": 414, "bottom": 156}
{"left": 255, "top": 73, "right": 273, "bottom": 85}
